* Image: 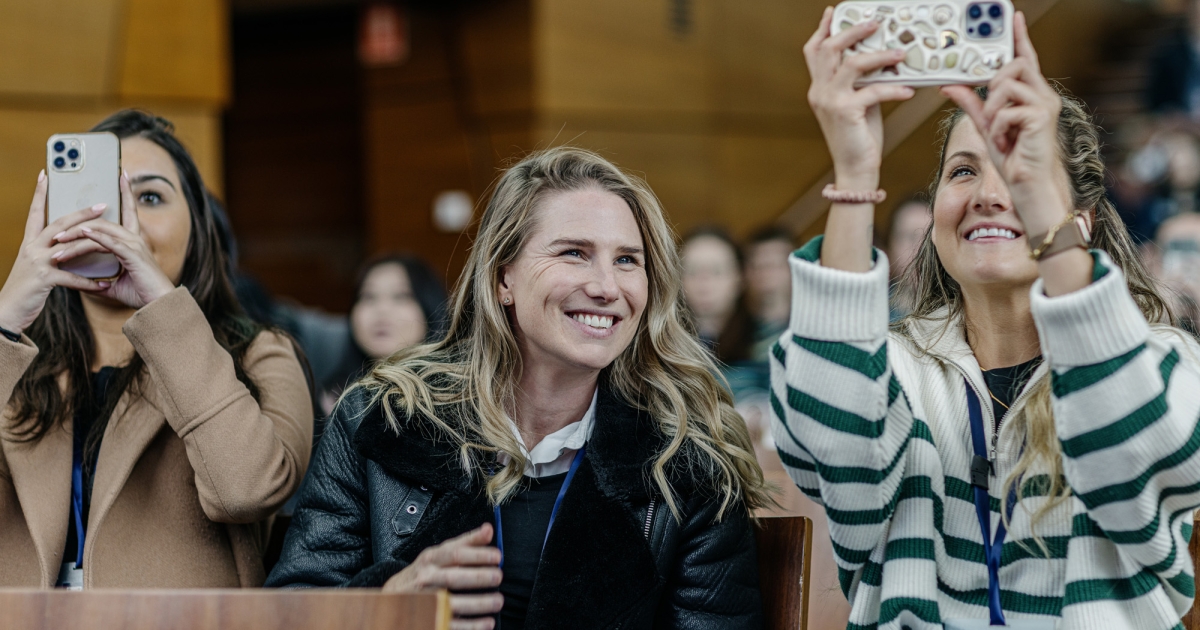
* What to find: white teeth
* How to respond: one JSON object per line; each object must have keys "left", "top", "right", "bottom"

{"left": 967, "top": 228, "right": 1018, "bottom": 241}
{"left": 572, "top": 313, "right": 613, "bottom": 329}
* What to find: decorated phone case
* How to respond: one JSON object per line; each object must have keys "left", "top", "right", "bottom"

{"left": 831, "top": 0, "right": 1015, "bottom": 87}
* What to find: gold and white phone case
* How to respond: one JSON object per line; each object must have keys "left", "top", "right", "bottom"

{"left": 832, "top": 0, "right": 1015, "bottom": 87}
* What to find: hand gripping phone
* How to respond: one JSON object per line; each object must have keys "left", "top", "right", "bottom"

{"left": 46, "top": 132, "right": 122, "bottom": 280}
{"left": 832, "top": 0, "right": 1015, "bottom": 87}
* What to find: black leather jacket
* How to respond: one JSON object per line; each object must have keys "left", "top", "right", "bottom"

{"left": 266, "top": 386, "right": 763, "bottom": 629}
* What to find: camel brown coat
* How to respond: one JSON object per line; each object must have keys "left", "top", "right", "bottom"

{"left": 0, "top": 288, "right": 312, "bottom": 588}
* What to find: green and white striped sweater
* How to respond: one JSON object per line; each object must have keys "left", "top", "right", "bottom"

{"left": 769, "top": 237, "right": 1200, "bottom": 630}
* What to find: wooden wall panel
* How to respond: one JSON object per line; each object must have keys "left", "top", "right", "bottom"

{"left": 530, "top": 0, "right": 823, "bottom": 239}
{"left": 119, "top": 0, "right": 231, "bottom": 103}
{"left": 223, "top": 6, "right": 363, "bottom": 311}
{"left": 0, "top": 0, "right": 122, "bottom": 98}
{"left": 362, "top": 0, "right": 534, "bottom": 290}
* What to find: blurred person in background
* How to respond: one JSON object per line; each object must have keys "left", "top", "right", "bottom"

{"left": 319, "top": 254, "right": 448, "bottom": 415}
{"left": 680, "top": 227, "right": 754, "bottom": 365}
{"left": 207, "top": 192, "right": 346, "bottom": 399}
{"left": 267, "top": 147, "right": 769, "bottom": 629}
{"left": 1122, "top": 123, "right": 1200, "bottom": 243}
{"left": 1146, "top": 0, "right": 1200, "bottom": 117}
{"left": 885, "top": 195, "right": 932, "bottom": 321}
{"left": 0, "top": 110, "right": 312, "bottom": 588}
{"left": 1154, "top": 211, "right": 1200, "bottom": 334}
{"left": 743, "top": 225, "right": 795, "bottom": 362}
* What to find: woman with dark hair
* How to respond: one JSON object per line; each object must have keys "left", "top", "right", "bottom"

{"left": 773, "top": 11, "right": 1200, "bottom": 629}
{"left": 680, "top": 227, "right": 754, "bottom": 365}
{"left": 319, "top": 254, "right": 448, "bottom": 415}
{"left": 0, "top": 110, "right": 312, "bottom": 588}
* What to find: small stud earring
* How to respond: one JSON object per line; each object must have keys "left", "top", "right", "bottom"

{"left": 503, "top": 297, "right": 511, "bottom": 305}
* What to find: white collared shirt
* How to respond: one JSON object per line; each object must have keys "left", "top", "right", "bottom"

{"left": 499, "top": 388, "right": 597, "bottom": 478}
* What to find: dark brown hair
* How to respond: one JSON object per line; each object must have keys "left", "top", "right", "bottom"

{"left": 681, "top": 226, "right": 754, "bottom": 364}
{"left": 7, "top": 110, "right": 266, "bottom": 469}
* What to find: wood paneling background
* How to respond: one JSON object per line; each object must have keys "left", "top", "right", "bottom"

{"left": 224, "top": 6, "right": 365, "bottom": 312}
{"left": 362, "top": 0, "right": 534, "bottom": 294}
{"left": 0, "top": 0, "right": 1155, "bottom": 309}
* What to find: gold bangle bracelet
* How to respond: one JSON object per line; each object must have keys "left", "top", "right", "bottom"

{"left": 1028, "top": 212, "right": 1083, "bottom": 261}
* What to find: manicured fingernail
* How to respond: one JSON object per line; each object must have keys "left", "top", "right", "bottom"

{"left": 53, "top": 231, "right": 66, "bottom": 241}
{"left": 97, "top": 281, "right": 110, "bottom": 288}
{"left": 82, "top": 227, "right": 92, "bottom": 234}
{"left": 38, "top": 170, "right": 45, "bottom": 182}
{"left": 92, "top": 203, "right": 106, "bottom": 213}
{"left": 52, "top": 250, "right": 64, "bottom": 260}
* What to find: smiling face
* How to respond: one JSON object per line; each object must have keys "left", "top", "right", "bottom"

{"left": 351, "top": 262, "right": 428, "bottom": 359}
{"left": 932, "top": 118, "right": 1043, "bottom": 291}
{"left": 499, "top": 187, "right": 648, "bottom": 376}
{"left": 121, "top": 136, "right": 192, "bottom": 284}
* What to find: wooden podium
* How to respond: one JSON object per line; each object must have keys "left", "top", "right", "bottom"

{"left": 0, "top": 589, "right": 450, "bottom": 630}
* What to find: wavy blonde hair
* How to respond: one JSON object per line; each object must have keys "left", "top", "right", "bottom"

{"left": 353, "top": 146, "right": 772, "bottom": 519}
{"left": 898, "top": 89, "right": 1174, "bottom": 550}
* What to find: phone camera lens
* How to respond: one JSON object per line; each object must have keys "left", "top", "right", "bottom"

{"left": 53, "top": 157, "right": 66, "bottom": 169}
{"left": 67, "top": 148, "right": 79, "bottom": 160}
{"left": 968, "top": 5, "right": 982, "bottom": 18}
{"left": 53, "top": 141, "right": 65, "bottom": 153}
{"left": 988, "top": 5, "right": 1002, "bottom": 18}
{"left": 978, "top": 22, "right": 992, "bottom": 36}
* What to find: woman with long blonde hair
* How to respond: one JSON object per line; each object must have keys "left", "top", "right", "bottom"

{"left": 268, "top": 147, "right": 772, "bottom": 629}
{"left": 772, "top": 10, "right": 1200, "bottom": 630}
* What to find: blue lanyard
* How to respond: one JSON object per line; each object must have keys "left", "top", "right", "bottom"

{"left": 965, "top": 380, "right": 1018, "bottom": 626}
{"left": 493, "top": 445, "right": 586, "bottom": 569}
{"left": 70, "top": 432, "right": 86, "bottom": 568}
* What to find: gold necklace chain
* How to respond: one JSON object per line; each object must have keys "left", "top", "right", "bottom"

{"left": 987, "top": 387, "right": 1010, "bottom": 411}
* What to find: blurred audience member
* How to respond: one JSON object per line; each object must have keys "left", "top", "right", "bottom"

{"left": 1145, "top": 0, "right": 1200, "bottom": 116}
{"left": 1122, "top": 125, "right": 1200, "bottom": 243}
{"left": 680, "top": 227, "right": 753, "bottom": 364}
{"left": 1155, "top": 211, "right": 1200, "bottom": 333}
{"left": 743, "top": 225, "right": 795, "bottom": 361}
{"left": 206, "top": 193, "right": 347, "bottom": 392}
{"left": 320, "top": 254, "right": 448, "bottom": 414}
{"left": 886, "top": 196, "right": 931, "bottom": 321}
{"left": 0, "top": 110, "right": 312, "bottom": 588}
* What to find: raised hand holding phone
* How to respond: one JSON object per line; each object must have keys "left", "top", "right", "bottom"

{"left": 0, "top": 172, "right": 114, "bottom": 335}
{"left": 805, "top": 7, "right": 915, "bottom": 272}
{"left": 52, "top": 171, "right": 176, "bottom": 310}
{"left": 940, "top": 11, "right": 1069, "bottom": 239}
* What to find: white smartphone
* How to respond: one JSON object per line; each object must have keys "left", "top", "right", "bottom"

{"left": 46, "top": 132, "right": 122, "bottom": 280}
{"left": 831, "top": 0, "right": 1015, "bottom": 87}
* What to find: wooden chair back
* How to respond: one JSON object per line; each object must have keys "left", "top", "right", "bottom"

{"left": 757, "top": 515, "right": 813, "bottom": 630}
{"left": 1184, "top": 518, "right": 1200, "bottom": 630}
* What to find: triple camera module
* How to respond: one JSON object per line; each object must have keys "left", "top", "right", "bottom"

{"left": 966, "top": 2, "right": 1005, "bottom": 39}
{"left": 51, "top": 138, "right": 82, "bottom": 172}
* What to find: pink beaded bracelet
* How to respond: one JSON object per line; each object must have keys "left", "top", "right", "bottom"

{"left": 822, "top": 183, "right": 887, "bottom": 205}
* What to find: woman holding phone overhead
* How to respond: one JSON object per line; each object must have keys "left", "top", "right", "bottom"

{"left": 772, "top": 8, "right": 1200, "bottom": 630}
{"left": 268, "top": 146, "right": 771, "bottom": 630}
{"left": 0, "top": 110, "right": 312, "bottom": 588}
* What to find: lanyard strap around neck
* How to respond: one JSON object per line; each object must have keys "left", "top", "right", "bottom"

{"left": 70, "top": 433, "right": 86, "bottom": 568}
{"left": 965, "top": 380, "right": 1008, "bottom": 626}
{"left": 493, "top": 445, "right": 586, "bottom": 569}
